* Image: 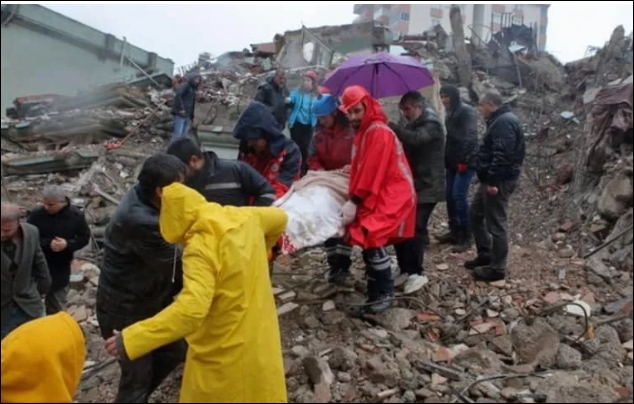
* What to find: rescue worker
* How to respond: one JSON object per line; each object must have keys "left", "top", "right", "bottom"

{"left": 172, "top": 73, "right": 202, "bottom": 142}
{"left": 308, "top": 94, "right": 355, "bottom": 283}
{"left": 389, "top": 91, "right": 445, "bottom": 295}
{"left": 104, "top": 182, "right": 288, "bottom": 403}
{"left": 254, "top": 69, "right": 288, "bottom": 129}
{"left": 339, "top": 85, "right": 417, "bottom": 313}
{"left": 27, "top": 185, "right": 91, "bottom": 314}
{"left": 167, "top": 137, "right": 275, "bottom": 206}
{"left": 287, "top": 71, "right": 318, "bottom": 176}
{"left": 467, "top": 91, "right": 525, "bottom": 282}
{"left": 96, "top": 154, "right": 187, "bottom": 403}
{"left": 233, "top": 101, "right": 301, "bottom": 199}
{"left": 1, "top": 311, "right": 85, "bottom": 403}
{"left": 437, "top": 84, "right": 479, "bottom": 252}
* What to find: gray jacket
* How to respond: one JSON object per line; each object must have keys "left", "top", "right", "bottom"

{"left": 1, "top": 223, "right": 51, "bottom": 328}
{"left": 390, "top": 108, "right": 446, "bottom": 204}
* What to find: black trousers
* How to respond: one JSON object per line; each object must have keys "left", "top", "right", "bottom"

{"left": 97, "top": 310, "right": 187, "bottom": 403}
{"left": 362, "top": 246, "right": 394, "bottom": 301}
{"left": 470, "top": 181, "right": 517, "bottom": 271}
{"left": 324, "top": 237, "right": 352, "bottom": 271}
{"left": 394, "top": 203, "right": 437, "bottom": 276}
{"left": 290, "top": 122, "right": 313, "bottom": 176}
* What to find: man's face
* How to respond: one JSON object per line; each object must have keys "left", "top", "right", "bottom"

{"left": 193, "top": 76, "right": 202, "bottom": 87}
{"left": 42, "top": 197, "right": 66, "bottom": 215}
{"left": 318, "top": 114, "right": 335, "bottom": 128}
{"left": 0, "top": 219, "right": 19, "bottom": 241}
{"left": 347, "top": 103, "right": 366, "bottom": 130}
{"left": 247, "top": 138, "right": 268, "bottom": 154}
{"left": 478, "top": 100, "right": 495, "bottom": 120}
{"left": 400, "top": 102, "right": 423, "bottom": 122}
{"left": 186, "top": 155, "right": 205, "bottom": 179}
{"left": 440, "top": 93, "right": 451, "bottom": 110}
{"left": 274, "top": 73, "right": 286, "bottom": 87}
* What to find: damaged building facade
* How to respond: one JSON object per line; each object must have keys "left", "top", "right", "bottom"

{"left": 276, "top": 21, "right": 392, "bottom": 70}
{"left": 0, "top": 4, "right": 174, "bottom": 116}
{"left": 353, "top": 3, "right": 549, "bottom": 51}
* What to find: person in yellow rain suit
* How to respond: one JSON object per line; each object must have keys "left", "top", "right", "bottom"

{"left": 105, "top": 182, "right": 288, "bottom": 403}
{"left": 1, "top": 311, "right": 85, "bottom": 403}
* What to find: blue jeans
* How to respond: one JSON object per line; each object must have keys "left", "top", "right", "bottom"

{"left": 446, "top": 168, "right": 475, "bottom": 228}
{"left": 1, "top": 305, "right": 37, "bottom": 340}
{"left": 172, "top": 116, "right": 191, "bottom": 142}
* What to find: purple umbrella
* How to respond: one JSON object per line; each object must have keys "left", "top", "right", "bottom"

{"left": 322, "top": 52, "right": 434, "bottom": 98}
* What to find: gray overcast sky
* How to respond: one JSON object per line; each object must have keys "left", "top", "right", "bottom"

{"left": 44, "top": 1, "right": 633, "bottom": 69}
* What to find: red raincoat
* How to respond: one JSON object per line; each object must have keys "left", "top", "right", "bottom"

{"left": 239, "top": 148, "right": 299, "bottom": 199}
{"left": 307, "top": 122, "right": 354, "bottom": 171}
{"left": 348, "top": 96, "right": 417, "bottom": 249}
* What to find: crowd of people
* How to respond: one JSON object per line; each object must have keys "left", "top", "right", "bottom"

{"left": 0, "top": 69, "right": 525, "bottom": 403}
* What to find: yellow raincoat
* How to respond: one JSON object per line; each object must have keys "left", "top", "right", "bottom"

{"left": 1, "top": 312, "right": 85, "bottom": 403}
{"left": 120, "top": 183, "right": 288, "bottom": 403}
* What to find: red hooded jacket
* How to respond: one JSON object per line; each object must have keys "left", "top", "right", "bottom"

{"left": 307, "top": 118, "right": 354, "bottom": 171}
{"left": 347, "top": 96, "right": 417, "bottom": 249}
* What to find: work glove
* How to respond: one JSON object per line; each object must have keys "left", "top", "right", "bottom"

{"left": 341, "top": 200, "right": 357, "bottom": 226}
{"left": 457, "top": 163, "right": 469, "bottom": 174}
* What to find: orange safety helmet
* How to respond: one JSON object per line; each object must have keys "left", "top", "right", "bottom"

{"left": 340, "top": 85, "right": 369, "bottom": 112}
{"left": 304, "top": 70, "right": 317, "bottom": 81}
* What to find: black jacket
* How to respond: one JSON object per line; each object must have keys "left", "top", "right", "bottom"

{"left": 474, "top": 105, "right": 526, "bottom": 186}
{"left": 96, "top": 184, "right": 182, "bottom": 320}
{"left": 172, "top": 73, "right": 200, "bottom": 120}
{"left": 441, "top": 85, "right": 479, "bottom": 169}
{"left": 27, "top": 201, "right": 90, "bottom": 291}
{"left": 391, "top": 108, "right": 446, "bottom": 203}
{"left": 187, "top": 151, "right": 276, "bottom": 206}
{"left": 254, "top": 76, "right": 288, "bottom": 129}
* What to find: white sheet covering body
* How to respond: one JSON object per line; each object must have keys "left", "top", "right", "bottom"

{"left": 274, "top": 168, "right": 350, "bottom": 254}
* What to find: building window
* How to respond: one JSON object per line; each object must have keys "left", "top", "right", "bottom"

{"left": 539, "top": 24, "right": 547, "bottom": 35}
{"left": 514, "top": 4, "right": 524, "bottom": 11}
{"left": 431, "top": 5, "right": 443, "bottom": 11}
{"left": 431, "top": 18, "right": 441, "bottom": 27}
{"left": 512, "top": 15, "right": 523, "bottom": 25}
{"left": 400, "top": 12, "right": 410, "bottom": 21}
{"left": 492, "top": 12, "right": 502, "bottom": 25}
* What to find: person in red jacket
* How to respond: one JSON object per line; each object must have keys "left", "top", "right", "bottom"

{"left": 307, "top": 94, "right": 355, "bottom": 283}
{"left": 233, "top": 101, "right": 302, "bottom": 200}
{"left": 339, "top": 85, "right": 417, "bottom": 313}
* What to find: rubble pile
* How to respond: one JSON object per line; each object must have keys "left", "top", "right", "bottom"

{"left": 1, "top": 22, "right": 632, "bottom": 404}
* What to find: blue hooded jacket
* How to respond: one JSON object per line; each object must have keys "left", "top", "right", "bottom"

{"left": 232, "top": 101, "right": 301, "bottom": 189}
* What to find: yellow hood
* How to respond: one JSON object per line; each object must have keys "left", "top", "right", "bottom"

{"left": 1, "top": 312, "right": 86, "bottom": 403}
{"left": 159, "top": 183, "right": 208, "bottom": 244}
{"left": 159, "top": 183, "right": 248, "bottom": 245}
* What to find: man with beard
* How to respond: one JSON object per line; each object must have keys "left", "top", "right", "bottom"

{"left": 167, "top": 137, "right": 275, "bottom": 207}
{"left": 338, "top": 85, "right": 417, "bottom": 313}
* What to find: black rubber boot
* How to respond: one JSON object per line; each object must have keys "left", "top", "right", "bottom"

{"left": 327, "top": 267, "right": 351, "bottom": 285}
{"left": 451, "top": 227, "right": 472, "bottom": 253}
{"left": 464, "top": 255, "right": 491, "bottom": 270}
{"left": 473, "top": 266, "right": 506, "bottom": 282}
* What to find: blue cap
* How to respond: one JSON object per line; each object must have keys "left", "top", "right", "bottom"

{"left": 312, "top": 94, "right": 338, "bottom": 118}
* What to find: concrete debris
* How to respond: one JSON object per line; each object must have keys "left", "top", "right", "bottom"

{"left": 0, "top": 20, "right": 631, "bottom": 404}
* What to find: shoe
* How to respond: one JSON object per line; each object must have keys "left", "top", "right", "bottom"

{"left": 365, "top": 293, "right": 394, "bottom": 314}
{"left": 435, "top": 229, "right": 457, "bottom": 245}
{"left": 451, "top": 227, "right": 472, "bottom": 253}
{"left": 464, "top": 255, "right": 491, "bottom": 270}
{"left": 473, "top": 266, "right": 506, "bottom": 282}
{"left": 423, "top": 234, "right": 430, "bottom": 247}
{"left": 403, "top": 274, "right": 429, "bottom": 295}
{"left": 327, "top": 267, "right": 350, "bottom": 285}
